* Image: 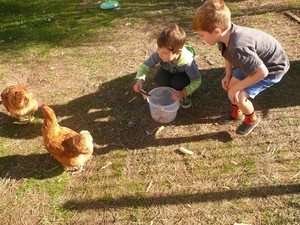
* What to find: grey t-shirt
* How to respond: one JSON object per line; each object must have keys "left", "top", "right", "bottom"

{"left": 218, "top": 24, "right": 290, "bottom": 78}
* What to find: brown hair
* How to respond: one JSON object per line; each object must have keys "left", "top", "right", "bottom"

{"left": 157, "top": 24, "right": 186, "bottom": 53}
{"left": 192, "top": 0, "right": 231, "bottom": 33}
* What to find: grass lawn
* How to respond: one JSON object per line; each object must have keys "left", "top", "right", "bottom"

{"left": 0, "top": 0, "right": 299, "bottom": 224}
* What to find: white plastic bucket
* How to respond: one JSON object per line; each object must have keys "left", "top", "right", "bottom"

{"left": 147, "top": 87, "right": 180, "bottom": 123}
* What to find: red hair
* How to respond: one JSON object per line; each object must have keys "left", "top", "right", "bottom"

{"left": 192, "top": 0, "right": 231, "bottom": 33}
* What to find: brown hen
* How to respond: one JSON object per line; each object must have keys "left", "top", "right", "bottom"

{"left": 1, "top": 85, "right": 38, "bottom": 124}
{"left": 41, "top": 104, "right": 94, "bottom": 172}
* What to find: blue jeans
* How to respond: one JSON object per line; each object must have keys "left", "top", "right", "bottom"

{"left": 232, "top": 69, "right": 284, "bottom": 99}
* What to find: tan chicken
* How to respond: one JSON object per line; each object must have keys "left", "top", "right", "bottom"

{"left": 1, "top": 85, "right": 39, "bottom": 124}
{"left": 41, "top": 104, "right": 94, "bottom": 172}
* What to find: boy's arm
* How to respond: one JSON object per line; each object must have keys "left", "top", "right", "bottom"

{"left": 135, "top": 64, "right": 150, "bottom": 81}
{"left": 184, "top": 60, "right": 201, "bottom": 96}
{"left": 185, "top": 78, "right": 201, "bottom": 96}
{"left": 222, "top": 59, "right": 233, "bottom": 91}
{"left": 135, "top": 52, "right": 160, "bottom": 81}
{"left": 224, "top": 59, "right": 233, "bottom": 78}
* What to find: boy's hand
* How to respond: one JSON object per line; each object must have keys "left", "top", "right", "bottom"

{"left": 172, "top": 89, "right": 186, "bottom": 101}
{"left": 228, "top": 86, "right": 240, "bottom": 104}
{"left": 133, "top": 79, "right": 143, "bottom": 93}
{"left": 221, "top": 75, "right": 231, "bottom": 91}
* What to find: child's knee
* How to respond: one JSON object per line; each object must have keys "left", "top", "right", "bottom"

{"left": 228, "top": 91, "right": 248, "bottom": 104}
{"left": 239, "top": 95, "right": 252, "bottom": 108}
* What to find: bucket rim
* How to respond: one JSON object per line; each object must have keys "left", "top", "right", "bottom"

{"left": 147, "top": 86, "right": 179, "bottom": 108}
{"left": 148, "top": 86, "right": 176, "bottom": 95}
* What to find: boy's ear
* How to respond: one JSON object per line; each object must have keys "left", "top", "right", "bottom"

{"left": 176, "top": 48, "right": 182, "bottom": 54}
{"left": 214, "top": 28, "right": 222, "bottom": 35}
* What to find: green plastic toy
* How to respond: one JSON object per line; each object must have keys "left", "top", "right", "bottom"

{"left": 100, "top": 1, "right": 119, "bottom": 10}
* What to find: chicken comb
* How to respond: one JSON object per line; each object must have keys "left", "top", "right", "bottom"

{"left": 41, "top": 103, "right": 47, "bottom": 108}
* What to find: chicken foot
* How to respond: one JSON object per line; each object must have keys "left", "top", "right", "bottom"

{"left": 13, "top": 115, "right": 35, "bottom": 124}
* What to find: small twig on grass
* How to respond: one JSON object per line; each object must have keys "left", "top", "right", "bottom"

{"left": 128, "top": 96, "right": 137, "bottom": 103}
{"left": 290, "top": 170, "right": 300, "bottom": 180}
{"left": 186, "top": 204, "right": 192, "bottom": 209}
{"left": 155, "top": 126, "right": 165, "bottom": 138}
{"left": 100, "top": 161, "right": 112, "bottom": 170}
{"left": 179, "top": 146, "right": 193, "bottom": 155}
{"left": 287, "top": 144, "right": 300, "bottom": 157}
{"left": 231, "top": 160, "right": 238, "bottom": 165}
{"left": 145, "top": 180, "right": 153, "bottom": 193}
{"left": 170, "top": 131, "right": 179, "bottom": 138}
{"left": 47, "top": 166, "right": 60, "bottom": 173}
{"left": 284, "top": 11, "right": 300, "bottom": 24}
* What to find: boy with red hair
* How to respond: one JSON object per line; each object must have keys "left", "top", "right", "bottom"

{"left": 192, "top": 0, "right": 289, "bottom": 135}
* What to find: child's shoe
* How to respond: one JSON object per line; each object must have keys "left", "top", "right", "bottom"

{"left": 180, "top": 98, "right": 192, "bottom": 109}
{"left": 219, "top": 104, "right": 244, "bottom": 124}
{"left": 236, "top": 114, "right": 261, "bottom": 136}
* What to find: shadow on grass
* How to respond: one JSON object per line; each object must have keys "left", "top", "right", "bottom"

{"left": 42, "top": 67, "right": 233, "bottom": 155}
{"left": 1, "top": 62, "right": 299, "bottom": 155}
{"left": 1, "top": 0, "right": 298, "bottom": 52}
{"left": 0, "top": 153, "right": 64, "bottom": 179}
{"left": 64, "top": 183, "right": 300, "bottom": 210}
{"left": 56, "top": 61, "right": 300, "bottom": 155}
{"left": 0, "top": 113, "right": 42, "bottom": 139}
{"left": 254, "top": 60, "right": 300, "bottom": 117}
{"left": 0, "top": 0, "right": 202, "bottom": 52}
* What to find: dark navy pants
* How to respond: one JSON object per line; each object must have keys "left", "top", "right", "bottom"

{"left": 154, "top": 67, "right": 190, "bottom": 91}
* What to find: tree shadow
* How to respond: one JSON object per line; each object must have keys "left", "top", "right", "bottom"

{"left": 0, "top": 112, "right": 42, "bottom": 139}
{"left": 1, "top": 0, "right": 298, "bottom": 52}
{"left": 64, "top": 183, "right": 300, "bottom": 210}
{"left": 1, "top": 61, "right": 299, "bottom": 156}
{"left": 0, "top": 153, "right": 64, "bottom": 180}
{"left": 54, "top": 60, "right": 298, "bottom": 155}
{"left": 41, "top": 68, "right": 232, "bottom": 155}
{"left": 0, "top": 0, "right": 201, "bottom": 52}
{"left": 254, "top": 60, "right": 300, "bottom": 118}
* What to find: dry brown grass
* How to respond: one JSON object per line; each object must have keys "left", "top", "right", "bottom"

{"left": 0, "top": 1, "right": 299, "bottom": 224}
